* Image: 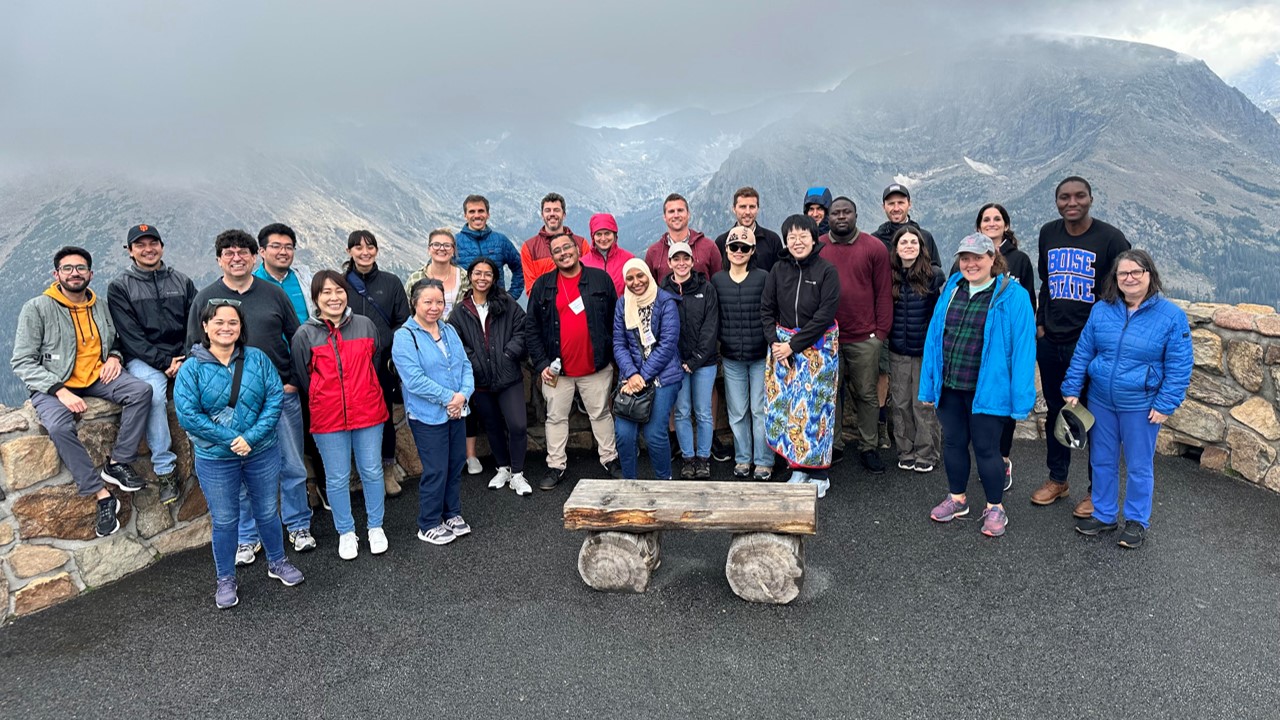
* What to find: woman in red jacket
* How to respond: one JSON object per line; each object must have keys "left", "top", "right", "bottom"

{"left": 292, "top": 270, "right": 389, "bottom": 561}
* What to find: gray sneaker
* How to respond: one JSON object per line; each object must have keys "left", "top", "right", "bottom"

{"left": 234, "top": 542, "right": 261, "bottom": 566}
{"left": 444, "top": 515, "right": 471, "bottom": 537}
{"left": 215, "top": 576, "right": 239, "bottom": 609}
{"left": 266, "top": 559, "right": 305, "bottom": 586}
{"left": 417, "top": 523, "right": 455, "bottom": 545}
{"left": 288, "top": 528, "right": 317, "bottom": 552}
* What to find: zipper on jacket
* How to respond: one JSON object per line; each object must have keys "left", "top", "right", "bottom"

{"left": 1107, "top": 300, "right": 1146, "bottom": 409}
{"left": 328, "top": 324, "right": 350, "bottom": 429}
{"left": 793, "top": 259, "right": 803, "bottom": 328}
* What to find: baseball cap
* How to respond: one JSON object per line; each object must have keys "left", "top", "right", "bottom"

{"left": 1054, "top": 403, "right": 1096, "bottom": 450}
{"left": 882, "top": 184, "right": 911, "bottom": 202}
{"left": 589, "top": 213, "right": 618, "bottom": 236}
{"left": 667, "top": 241, "right": 694, "bottom": 259}
{"left": 954, "top": 233, "right": 996, "bottom": 256}
{"left": 726, "top": 226, "right": 756, "bottom": 246}
{"left": 127, "top": 224, "right": 162, "bottom": 246}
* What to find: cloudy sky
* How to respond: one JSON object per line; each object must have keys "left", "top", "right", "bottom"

{"left": 2, "top": 0, "right": 1277, "bottom": 170}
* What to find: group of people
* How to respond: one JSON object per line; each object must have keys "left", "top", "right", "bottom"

{"left": 10, "top": 178, "right": 1194, "bottom": 610}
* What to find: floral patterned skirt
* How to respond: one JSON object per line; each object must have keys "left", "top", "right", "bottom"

{"left": 765, "top": 324, "right": 839, "bottom": 469}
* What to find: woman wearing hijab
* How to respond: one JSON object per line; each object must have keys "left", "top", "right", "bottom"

{"left": 761, "top": 214, "right": 841, "bottom": 497}
{"left": 612, "top": 258, "right": 683, "bottom": 480}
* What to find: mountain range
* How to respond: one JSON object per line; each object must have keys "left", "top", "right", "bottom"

{"left": 1, "top": 35, "right": 1279, "bottom": 406}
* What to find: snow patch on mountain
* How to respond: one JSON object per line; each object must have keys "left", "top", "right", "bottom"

{"left": 963, "top": 157, "right": 999, "bottom": 176}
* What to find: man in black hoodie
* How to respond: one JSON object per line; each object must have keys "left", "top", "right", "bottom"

{"left": 715, "top": 186, "right": 783, "bottom": 273}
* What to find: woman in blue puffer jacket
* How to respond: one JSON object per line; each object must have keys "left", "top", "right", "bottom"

{"left": 175, "top": 300, "right": 302, "bottom": 610}
{"left": 613, "top": 258, "right": 683, "bottom": 480}
{"left": 1063, "top": 249, "right": 1192, "bottom": 549}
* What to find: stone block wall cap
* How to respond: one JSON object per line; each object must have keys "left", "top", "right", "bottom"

{"left": 1212, "top": 307, "right": 1259, "bottom": 332}
{"left": 1236, "top": 303, "right": 1277, "bottom": 315}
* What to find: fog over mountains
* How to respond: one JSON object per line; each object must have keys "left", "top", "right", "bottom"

{"left": 2, "top": 34, "right": 1279, "bottom": 405}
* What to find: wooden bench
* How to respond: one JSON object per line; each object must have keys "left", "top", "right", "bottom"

{"left": 563, "top": 479, "right": 817, "bottom": 604}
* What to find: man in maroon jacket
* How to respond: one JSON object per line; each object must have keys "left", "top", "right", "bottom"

{"left": 823, "top": 196, "right": 892, "bottom": 474}
{"left": 644, "top": 193, "right": 722, "bottom": 283}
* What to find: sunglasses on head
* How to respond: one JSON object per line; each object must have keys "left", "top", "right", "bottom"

{"left": 208, "top": 298, "right": 242, "bottom": 308}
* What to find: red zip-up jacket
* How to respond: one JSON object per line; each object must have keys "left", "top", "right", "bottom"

{"left": 291, "top": 310, "right": 388, "bottom": 433}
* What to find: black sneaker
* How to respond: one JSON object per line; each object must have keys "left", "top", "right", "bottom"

{"left": 695, "top": 457, "right": 711, "bottom": 479}
{"left": 95, "top": 496, "right": 121, "bottom": 538}
{"left": 860, "top": 450, "right": 886, "bottom": 475}
{"left": 101, "top": 462, "right": 145, "bottom": 492}
{"left": 680, "top": 457, "right": 697, "bottom": 479}
{"left": 710, "top": 437, "right": 732, "bottom": 463}
{"left": 1118, "top": 521, "right": 1146, "bottom": 548}
{"left": 157, "top": 472, "right": 180, "bottom": 506}
{"left": 1074, "top": 516, "right": 1119, "bottom": 536}
{"left": 539, "top": 467, "right": 566, "bottom": 491}
{"left": 602, "top": 458, "right": 623, "bottom": 479}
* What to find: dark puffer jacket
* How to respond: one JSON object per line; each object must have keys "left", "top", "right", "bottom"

{"left": 660, "top": 271, "right": 719, "bottom": 370}
{"left": 711, "top": 268, "right": 768, "bottom": 362}
{"left": 889, "top": 265, "right": 946, "bottom": 356}
{"left": 448, "top": 291, "right": 527, "bottom": 391}
{"left": 761, "top": 243, "right": 841, "bottom": 354}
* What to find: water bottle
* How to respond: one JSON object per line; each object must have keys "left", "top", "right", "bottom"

{"left": 547, "top": 358, "right": 562, "bottom": 388}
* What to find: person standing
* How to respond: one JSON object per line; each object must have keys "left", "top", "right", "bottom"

{"left": 405, "top": 229, "right": 470, "bottom": 319}
{"left": 1030, "top": 176, "right": 1131, "bottom": 518}
{"left": 395, "top": 279, "right": 475, "bottom": 545}
{"left": 176, "top": 300, "right": 304, "bottom": 608}
{"left": 802, "top": 187, "right": 832, "bottom": 237}
{"left": 107, "top": 223, "right": 196, "bottom": 504}
{"left": 13, "top": 247, "right": 152, "bottom": 538}
{"left": 714, "top": 187, "right": 782, "bottom": 273}
{"left": 887, "top": 227, "right": 945, "bottom": 473}
{"left": 762, "top": 215, "right": 841, "bottom": 497}
{"left": 662, "top": 242, "right": 719, "bottom": 479}
{"left": 521, "top": 192, "right": 589, "bottom": 296}
{"left": 919, "top": 234, "right": 1036, "bottom": 538}
{"left": 712, "top": 226, "right": 773, "bottom": 480}
{"left": 188, "top": 230, "right": 313, "bottom": 561}
{"left": 525, "top": 234, "right": 622, "bottom": 489}
{"left": 581, "top": 212, "right": 635, "bottom": 297}
{"left": 823, "top": 197, "right": 893, "bottom": 474}
{"left": 292, "top": 271, "right": 389, "bottom": 561}
{"left": 644, "top": 193, "right": 721, "bottom": 283}
{"left": 456, "top": 194, "right": 523, "bottom": 299}
{"left": 1064, "top": 250, "right": 1192, "bottom": 549}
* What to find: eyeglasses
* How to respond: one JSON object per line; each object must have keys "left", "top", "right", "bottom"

{"left": 264, "top": 243, "right": 294, "bottom": 251}
{"left": 726, "top": 243, "right": 754, "bottom": 254}
{"left": 220, "top": 248, "right": 254, "bottom": 258}
{"left": 1117, "top": 268, "right": 1147, "bottom": 280}
{"left": 208, "top": 298, "right": 242, "bottom": 307}
{"left": 428, "top": 243, "right": 454, "bottom": 251}
{"left": 57, "top": 264, "right": 90, "bottom": 273}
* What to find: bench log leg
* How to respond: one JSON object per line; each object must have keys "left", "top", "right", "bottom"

{"left": 577, "top": 531, "right": 662, "bottom": 593}
{"left": 725, "top": 532, "right": 804, "bottom": 604}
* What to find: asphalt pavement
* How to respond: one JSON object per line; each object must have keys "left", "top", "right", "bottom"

{"left": 2, "top": 441, "right": 1278, "bottom": 719}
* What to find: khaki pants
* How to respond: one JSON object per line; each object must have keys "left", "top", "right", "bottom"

{"left": 834, "top": 338, "right": 882, "bottom": 453}
{"left": 542, "top": 365, "right": 617, "bottom": 470}
{"left": 888, "top": 351, "right": 941, "bottom": 465}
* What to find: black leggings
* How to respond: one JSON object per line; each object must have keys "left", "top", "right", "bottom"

{"left": 1000, "top": 418, "right": 1015, "bottom": 458}
{"left": 377, "top": 363, "right": 400, "bottom": 463}
{"left": 937, "top": 388, "right": 1007, "bottom": 505}
{"left": 472, "top": 383, "right": 528, "bottom": 473}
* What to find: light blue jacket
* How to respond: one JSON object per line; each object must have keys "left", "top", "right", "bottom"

{"left": 919, "top": 273, "right": 1037, "bottom": 419}
{"left": 391, "top": 319, "right": 474, "bottom": 426}
{"left": 1062, "top": 294, "right": 1192, "bottom": 414}
{"left": 174, "top": 344, "right": 283, "bottom": 460}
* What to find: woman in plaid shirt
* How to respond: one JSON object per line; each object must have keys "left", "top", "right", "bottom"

{"left": 918, "top": 233, "right": 1037, "bottom": 538}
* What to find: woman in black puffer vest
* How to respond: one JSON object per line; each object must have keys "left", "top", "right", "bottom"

{"left": 888, "top": 226, "right": 945, "bottom": 473}
{"left": 447, "top": 258, "right": 530, "bottom": 495}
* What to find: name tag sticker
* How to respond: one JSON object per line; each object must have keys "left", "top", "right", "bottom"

{"left": 641, "top": 326, "right": 656, "bottom": 346}
{"left": 569, "top": 296, "right": 585, "bottom": 314}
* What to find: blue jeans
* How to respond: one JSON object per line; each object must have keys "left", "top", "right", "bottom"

{"left": 1088, "top": 405, "right": 1160, "bottom": 527}
{"left": 674, "top": 364, "right": 717, "bottom": 460}
{"left": 197, "top": 446, "right": 285, "bottom": 578}
{"left": 722, "top": 358, "right": 771, "bottom": 467}
{"left": 239, "top": 390, "right": 310, "bottom": 543}
{"left": 408, "top": 418, "right": 465, "bottom": 531}
{"left": 615, "top": 383, "right": 681, "bottom": 479}
{"left": 313, "top": 425, "right": 385, "bottom": 535}
{"left": 125, "top": 359, "right": 177, "bottom": 476}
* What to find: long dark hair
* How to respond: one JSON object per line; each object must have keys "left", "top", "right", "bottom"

{"left": 343, "top": 230, "right": 377, "bottom": 272}
{"left": 1098, "top": 248, "right": 1163, "bottom": 303}
{"left": 890, "top": 226, "right": 936, "bottom": 301}
{"left": 974, "top": 203, "right": 1019, "bottom": 251}
{"left": 465, "top": 256, "right": 508, "bottom": 303}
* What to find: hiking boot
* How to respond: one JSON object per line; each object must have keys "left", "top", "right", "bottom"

{"left": 156, "top": 472, "right": 180, "bottom": 505}
{"left": 680, "top": 457, "right": 697, "bottom": 479}
{"left": 465, "top": 456, "right": 483, "bottom": 475}
{"left": 878, "top": 421, "right": 892, "bottom": 449}
{"left": 1074, "top": 516, "right": 1119, "bottom": 536}
{"left": 509, "top": 472, "right": 533, "bottom": 496}
{"left": 753, "top": 467, "right": 772, "bottom": 481}
{"left": 418, "top": 523, "right": 455, "bottom": 545}
{"left": 930, "top": 495, "right": 969, "bottom": 522}
{"left": 215, "top": 576, "right": 238, "bottom": 609}
{"left": 980, "top": 506, "right": 1008, "bottom": 537}
{"left": 235, "top": 542, "right": 261, "bottom": 566}
{"left": 1030, "top": 479, "right": 1069, "bottom": 505}
{"left": 1003, "top": 458, "right": 1013, "bottom": 492}
{"left": 95, "top": 496, "right": 121, "bottom": 538}
{"left": 1073, "top": 496, "right": 1095, "bottom": 519}
{"left": 368, "top": 527, "right": 388, "bottom": 555}
{"left": 1118, "top": 521, "right": 1146, "bottom": 549}
{"left": 383, "top": 462, "right": 403, "bottom": 498}
{"left": 338, "top": 532, "right": 358, "bottom": 561}
{"left": 861, "top": 450, "right": 886, "bottom": 475}
{"left": 101, "top": 462, "right": 145, "bottom": 492}
{"left": 733, "top": 463, "right": 751, "bottom": 479}
{"left": 444, "top": 515, "right": 471, "bottom": 537}
{"left": 539, "top": 467, "right": 566, "bottom": 491}
{"left": 289, "top": 528, "right": 317, "bottom": 552}
{"left": 488, "top": 466, "right": 512, "bottom": 490}
{"left": 694, "top": 457, "right": 711, "bottom": 479}
{"left": 711, "top": 437, "right": 732, "bottom": 463}
{"left": 602, "top": 458, "right": 623, "bottom": 479}
{"left": 267, "top": 559, "right": 305, "bottom": 586}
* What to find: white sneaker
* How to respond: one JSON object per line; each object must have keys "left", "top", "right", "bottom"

{"left": 338, "top": 532, "right": 358, "bottom": 561}
{"left": 813, "top": 476, "right": 831, "bottom": 499}
{"left": 488, "top": 466, "right": 513, "bottom": 489}
{"left": 234, "top": 542, "right": 261, "bottom": 566}
{"left": 368, "top": 527, "right": 388, "bottom": 555}
{"left": 509, "top": 472, "right": 532, "bottom": 496}
{"left": 466, "top": 456, "right": 483, "bottom": 475}
{"left": 787, "top": 470, "right": 809, "bottom": 484}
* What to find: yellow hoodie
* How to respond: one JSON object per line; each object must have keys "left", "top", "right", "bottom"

{"left": 44, "top": 282, "right": 104, "bottom": 389}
